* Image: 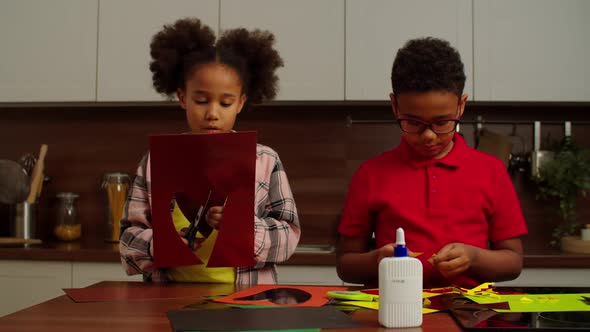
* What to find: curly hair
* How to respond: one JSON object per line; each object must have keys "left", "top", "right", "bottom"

{"left": 391, "top": 37, "right": 465, "bottom": 98}
{"left": 149, "top": 18, "right": 283, "bottom": 107}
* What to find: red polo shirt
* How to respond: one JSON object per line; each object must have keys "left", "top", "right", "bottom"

{"left": 339, "top": 134, "right": 527, "bottom": 288}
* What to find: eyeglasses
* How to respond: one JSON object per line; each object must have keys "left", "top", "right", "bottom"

{"left": 397, "top": 117, "right": 460, "bottom": 134}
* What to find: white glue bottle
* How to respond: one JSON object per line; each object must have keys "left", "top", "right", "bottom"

{"left": 378, "top": 227, "right": 423, "bottom": 328}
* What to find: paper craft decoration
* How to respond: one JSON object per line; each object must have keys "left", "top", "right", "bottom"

{"left": 214, "top": 285, "right": 348, "bottom": 307}
{"left": 149, "top": 132, "right": 256, "bottom": 268}
{"left": 466, "top": 293, "right": 590, "bottom": 313}
{"left": 427, "top": 293, "right": 510, "bottom": 311}
{"left": 338, "top": 283, "right": 501, "bottom": 314}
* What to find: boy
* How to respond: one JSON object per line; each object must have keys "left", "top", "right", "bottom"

{"left": 337, "top": 37, "right": 527, "bottom": 288}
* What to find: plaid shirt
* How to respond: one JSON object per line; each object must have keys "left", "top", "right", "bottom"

{"left": 119, "top": 144, "right": 300, "bottom": 285}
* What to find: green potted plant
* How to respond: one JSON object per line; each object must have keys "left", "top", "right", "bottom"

{"left": 534, "top": 136, "right": 590, "bottom": 247}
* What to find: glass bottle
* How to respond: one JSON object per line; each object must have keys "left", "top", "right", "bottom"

{"left": 102, "top": 173, "right": 130, "bottom": 242}
{"left": 54, "top": 192, "right": 81, "bottom": 241}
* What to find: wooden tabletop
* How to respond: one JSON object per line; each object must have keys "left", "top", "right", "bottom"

{"left": 0, "top": 281, "right": 462, "bottom": 332}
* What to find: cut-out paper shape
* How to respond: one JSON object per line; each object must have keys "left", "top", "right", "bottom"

{"left": 235, "top": 287, "right": 312, "bottom": 304}
{"left": 215, "top": 285, "right": 349, "bottom": 307}
{"left": 150, "top": 132, "right": 256, "bottom": 268}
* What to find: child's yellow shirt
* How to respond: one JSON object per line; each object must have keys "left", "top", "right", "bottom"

{"left": 167, "top": 202, "right": 235, "bottom": 283}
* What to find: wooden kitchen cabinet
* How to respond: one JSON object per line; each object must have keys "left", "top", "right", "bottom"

{"left": 473, "top": 0, "right": 590, "bottom": 101}
{"left": 220, "top": 0, "right": 345, "bottom": 101}
{"left": 96, "top": 0, "right": 219, "bottom": 101}
{"left": 0, "top": 261, "right": 71, "bottom": 317}
{"left": 345, "top": 0, "right": 473, "bottom": 100}
{"left": 0, "top": 0, "right": 98, "bottom": 102}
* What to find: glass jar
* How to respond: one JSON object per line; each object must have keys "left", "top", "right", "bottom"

{"left": 102, "top": 173, "right": 130, "bottom": 242}
{"left": 54, "top": 192, "right": 81, "bottom": 241}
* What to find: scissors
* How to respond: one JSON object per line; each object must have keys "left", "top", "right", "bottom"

{"left": 184, "top": 190, "right": 212, "bottom": 249}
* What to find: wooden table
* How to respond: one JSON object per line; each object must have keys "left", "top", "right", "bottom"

{"left": 0, "top": 281, "right": 461, "bottom": 332}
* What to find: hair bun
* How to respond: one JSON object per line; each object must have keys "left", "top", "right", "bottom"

{"left": 217, "top": 28, "right": 284, "bottom": 104}
{"left": 149, "top": 18, "right": 216, "bottom": 96}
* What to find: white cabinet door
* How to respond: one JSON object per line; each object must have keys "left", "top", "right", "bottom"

{"left": 0, "top": 261, "right": 71, "bottom": 317}
{"left": 72, "top": 262, "right": 142, "bottom": 288}
{"left": 495, "top": 268, "right": 590, "bottom": 287}
{"left": 220, "top": 0, "right": 345, "bottom": 101}
{"left": 97, "top": 0, "right": 219, "bottom": 101}
{"left": 0, "top": 0, "right": 98, "bottom": 102}
{"left": 474, "top": 0, "right": 590, "bottom": 101}
{"left": 277, "top": 266, "right": 343, "bottom": 285}
{"left": 346, "top": 0, "right": 473, "bottom": 100}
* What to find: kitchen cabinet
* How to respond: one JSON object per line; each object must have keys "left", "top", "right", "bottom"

{"left": 0, "top": 260, "right": 141, "bottom": 317}
{"left": 96, "top": 0, "right": 219, "bottom": 101}
{"left": 0, "top": 261, "right": 71, "bottom": 317}
{"left": 473, "top": 0, "right": 590, "bottom": 101}
{"left": 495, "top": 268, "right": 590, "bottom": 287}
{"left": 277, "top": 265, "right": 343, "bottom": 285}
{"left": 345, "top": 0, "right": 473, "bottom": 100}
{"left": 3, "top": 0, "right": 588, "bottom": 103}
{"left": 0, "top": 0, "right": 98, "bottom": 102}
{"left": 72, "top": 262, "right": 142, "bottom": 288}
{"left": 220, "top": 0, "right": 345, "bottom": 101}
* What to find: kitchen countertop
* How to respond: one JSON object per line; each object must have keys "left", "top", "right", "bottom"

{"left": 0, "top": 242, "right": 338, "bottom": 265}
{"left": 1, "top": 242, "right": 590, "bottom": 267}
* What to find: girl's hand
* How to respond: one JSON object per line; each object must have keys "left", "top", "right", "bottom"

{"left": 428, "top": 243, "right": 477, "bottom": 279}
{"left": 206, "top": 205, "right": 224, "bottom": 229}
{"left": 179, "top": 227, "right": 205, "bottom": 252}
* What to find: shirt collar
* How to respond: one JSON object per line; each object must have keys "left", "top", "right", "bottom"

{"left": 400, "top": 133, "right": 466, "bottom": 169}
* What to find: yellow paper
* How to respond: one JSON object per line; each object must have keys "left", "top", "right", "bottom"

{"left": 342, "top": 283, "right": 497, "bottom": 314}
{"left": 466, "top": 293, "right": 590, "bottom": 312}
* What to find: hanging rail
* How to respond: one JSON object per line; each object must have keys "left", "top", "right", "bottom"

{"left": 346, "top": 115, "right": 590, "bottom": 127}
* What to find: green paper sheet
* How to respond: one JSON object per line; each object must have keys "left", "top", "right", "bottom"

{"left": 338, "top": 300, "right": 439, "bottom": 314}
{"left": 466, "top": 293, "right": 590, "bottom": 312}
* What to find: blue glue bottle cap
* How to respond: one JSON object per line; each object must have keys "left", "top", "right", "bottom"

{"left": 393, "top": 227, "right": 408, "bottom": 257}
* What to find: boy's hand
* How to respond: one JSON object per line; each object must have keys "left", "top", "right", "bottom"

{"left": 428, "top": 243, "right": 478, "bottom": 279}
{"left": 206, "top": 205, "right": 224, "bottom": 229}
{"left": 375, "top": 244, "right": 395, "bottom": 265}
{"left": 375, "top": 244, "right": 421, "bottom": 264}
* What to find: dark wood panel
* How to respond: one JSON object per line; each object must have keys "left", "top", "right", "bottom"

{"left": 1, "top": 103, "right": 590, "bottom": 256}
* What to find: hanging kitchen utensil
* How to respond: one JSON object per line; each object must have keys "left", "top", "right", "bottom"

{"left": 26, "top": 144, "right": 48, "bottom": 204}
{"left": 476, "top": 128, "right": 513, "bottom": 169}
{"left": 506, "top": 124, "right": 529, "bottom": 176}
{"left": 0, "top": 159, "right": 30, "bottom": 205}
{"left": 17, "top": 154, "right": 37, "bottom": 176}
{"left": 530, "top": 121, "right": 554, "bottom": 178}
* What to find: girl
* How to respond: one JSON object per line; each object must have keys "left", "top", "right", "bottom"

{"left": 119, "top": 18, "right": 300, "bottom": 285}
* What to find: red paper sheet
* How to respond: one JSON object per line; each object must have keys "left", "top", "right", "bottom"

{"left": 215, "top": 285, "right": 349, "bottom": 307}
{"left": 63, "top": 284, "right": 233, "bottom": 303}
{"left": 149, "top": 132, "right": 256, "bottom": 268}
